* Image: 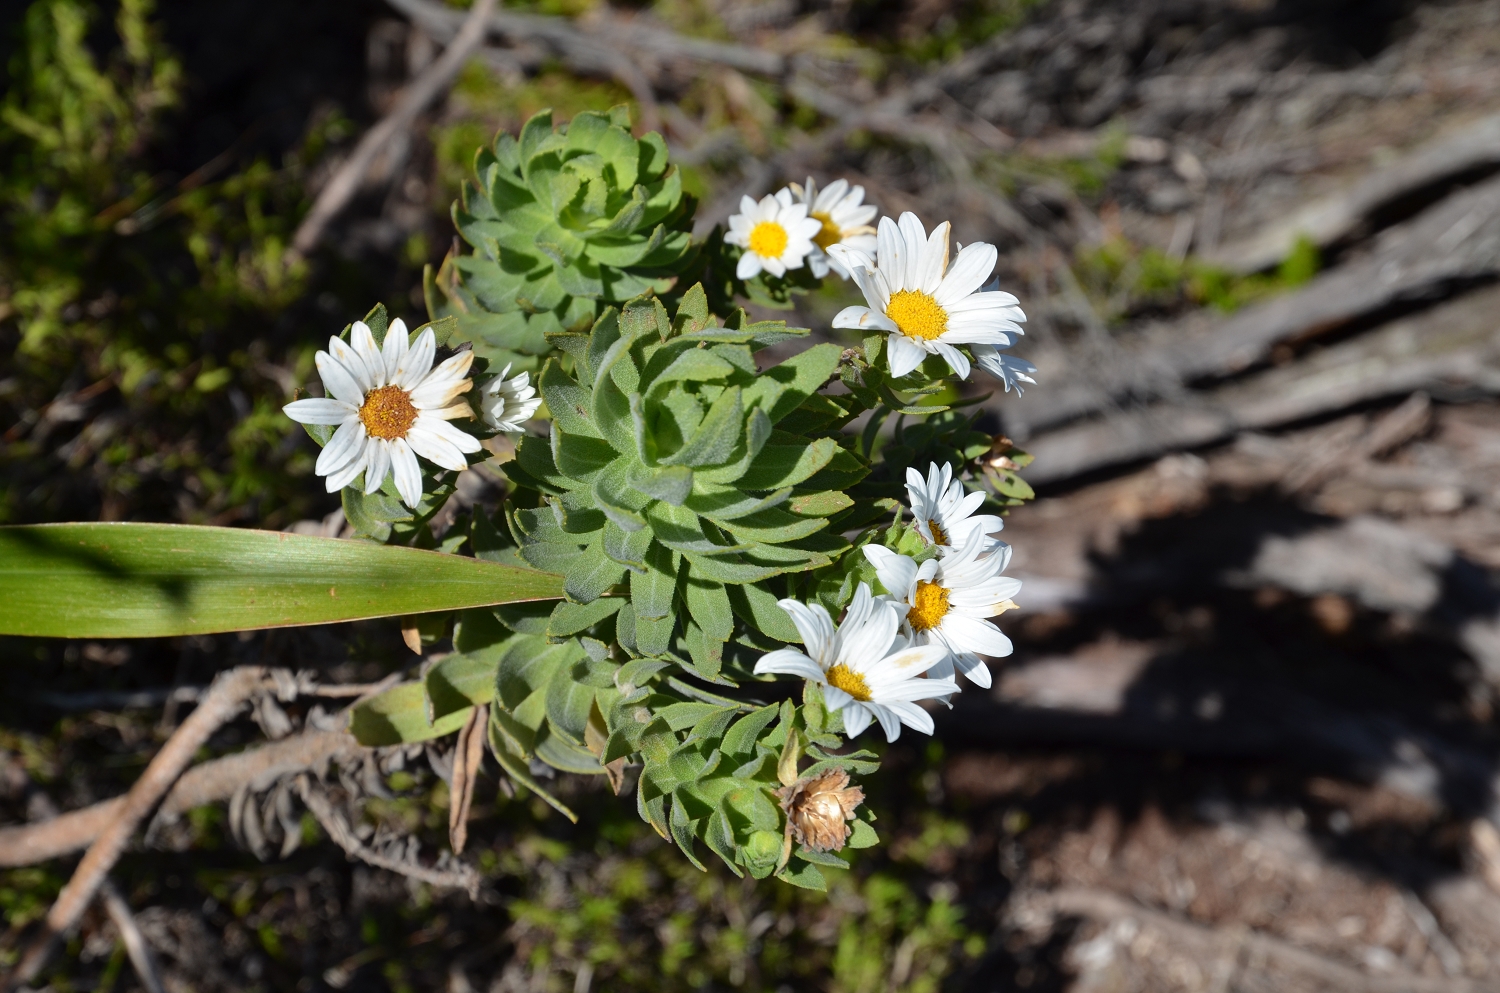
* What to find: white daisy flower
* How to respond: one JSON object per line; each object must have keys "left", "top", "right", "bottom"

{"left": 724, "top": 192, "right": 822, "bottom": 280}
{"left": 863, "top": 537, "right": 1021, "bottom": 690}
{"left": 754, "top": 583, "right": 957, "bottom": 742}
{"left": 828, "top": 212, "right": 1026, "bottom": 380}
{"left": 907, "top": 462, "right": 1004, "bottom": 554}
{"left": 283, "top": 319, "right": 480, "bottom": 508}
{"left": 778, "top": 177, "right": 878, "bottom": 280}
{"left": 481, "top": 363, "right": 542, "bottom": 433}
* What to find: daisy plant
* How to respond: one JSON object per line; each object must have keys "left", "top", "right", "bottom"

{"left": 0, "top": 106, "right": 1040, "bottom": 891}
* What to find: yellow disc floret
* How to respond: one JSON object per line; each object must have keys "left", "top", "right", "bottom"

{"left": 825, "top": 663, "right": 872, "bottom": 702}
{"left": 748, "top": 221, "right": 789, "bottom": 259}
{"left": 359, "top": 384, "right": 418, "bottom": 440}
{"left": 886, "top": 290, "right": 949, "bottom": 341}
{"left": 907, "top": 580, "right": 950, "bottom": 632}
{"left": 928, "top": 519, "right": 948, "bottom": 546}
{"left": 811, "top": 211, "right": 843, "bottom": 250}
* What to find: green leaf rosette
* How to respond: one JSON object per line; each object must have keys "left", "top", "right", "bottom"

{"left": 502, "top": 285, "right": 869, "bottom": 682}
{"left": 429, "top": 106, "right": 696, "bottom": 373}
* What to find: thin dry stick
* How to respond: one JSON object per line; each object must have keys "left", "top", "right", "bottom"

{"left": 99, "top": 879, "right": 167, "bottom": 993}
{"left": 296, "top": 777, "right": 480, "bottom": 896}
{"left": 289, "top": 0, "right": 498, "bottom": 256}
{"left": 5, "top": 666, "right": 268, "bottom": 990}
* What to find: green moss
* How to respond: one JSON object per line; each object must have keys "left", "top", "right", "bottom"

{"left": 1073, "top": 234, "right": 1324, "bottom": 323}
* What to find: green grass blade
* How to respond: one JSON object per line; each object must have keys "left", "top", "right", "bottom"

{"left": 0, "top": 523, "right": 564, "bottom": 638}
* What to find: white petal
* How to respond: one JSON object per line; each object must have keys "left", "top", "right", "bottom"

{"left": 283, "top": 398, "right": 356, "bottom": 425}
{"left": 316, "top": 349, "right": 368, "bottom": 407}
{"left": 950, "top": 651, "right": 994, "bottom": 688}
{"left": 886, "top": 335, "right": 928, "bottom": 378}
{"left": 862, "top": 545, "right": 919, "bottom": 599}
{"left": 363, "top": 439, "right": 391, "bottom": 495}
{"left": 396, "top": 329, "right": 437, "bottom": 389}
{"left": 407, "top": 424, "right": 469, "bottom": 471}
{"left": 935, "top": 242, "right": 998, "bottom": 306}
{"left": 886, "top": 700, "right": 935, "bottom": 736}
{"left": 350, "top": 322, "right": 386, "bottom": 385}
{"left": 838, "top": 599, "right": 900, "bottom": 673}
{"left": 418, "top": 415, "right": 483, "bottom": 453}
{"left": 867, "top": 643, "right": 950, "bottom": 682}
{"left": 946, "top": 290, "right": 1021, "bottom": 313}
{"left": 762, "top": 256, "right": 786, "bottom": 277}
{"left": 933, "top": 342, "right": 971, "bottom": 379}
{"left": 939, "top": 614, "right": 1013, "bottom": 659}
{"left": 841, "top": 703, "right": 874, "bottom": 739}
{"left": 325, "top": 451, "right": 366, "bottom": 492}
{"left": 876, "top": 215, "right": 907, "bottom": 291}
{"left": 380, "top": 318, "right": 409, "bottom": 382}
{"left": 736, "top": 252, "right": 763, "bottom": 279}
{"left": 316, "top": 419, "right": 366, "bottom": 475}
{"left": 934, "top": 326, "right": 1012, "bottom": 345}
{"left": 390, "top": 439, "right": 423, "bottom": 508}
{"left": 897, "top": 213, "right": 929, "bottom": 291}
{"left": 754, "top": 649, "right": 826, "bottom": 682}
{"left": 778, "top": 600, "right": 835, "bottom": 664}
{"left": 832, "top": 305, "right": 897, "bottom": 334}
{"left": 916, "top": 218, "right": 949, "bottom": 294}
{"left": 870, "top": 703, "right": 903, "bottom": 742}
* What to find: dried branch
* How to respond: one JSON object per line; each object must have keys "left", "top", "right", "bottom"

{"left": 296, "top": 776, "right": 480, "bottom": 897}
{"left": 0, "top": 726, "right": 361, "bottom": 868}
{"left": 4, "top": 666, "right": 270, "bottom": 990}
{"left": 99, "top": 879, "right": 167, "bottom": 993}
{"left": 290, "top": 0, "right": 498, "bottom": 256}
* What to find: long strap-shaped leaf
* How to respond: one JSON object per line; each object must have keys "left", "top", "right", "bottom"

{"left": 0, "top": 523, "right": 564, "bottom": 638}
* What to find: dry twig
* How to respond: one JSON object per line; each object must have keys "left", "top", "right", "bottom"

{"left": 0, "top": 726, "right": 362, "bottom": 868}
{"left": 99, "top": 879, "right": 167, "bottom": 993}
{"left": 290, "top": 0, "right": 498, "bottom": 256}
{"left": 4, "top": 666, "right": 269, "bottom": 990}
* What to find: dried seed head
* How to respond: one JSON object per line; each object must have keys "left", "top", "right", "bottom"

{"left": 775, "top": 768, "right": 865, "bottom": 852}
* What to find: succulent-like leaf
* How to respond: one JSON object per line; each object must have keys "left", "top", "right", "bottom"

{"left": 434, "top": 108, "right": 696, "bottom": 371}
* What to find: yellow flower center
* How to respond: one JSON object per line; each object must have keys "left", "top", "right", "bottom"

{"left": 825, "top": 663, "right": 871, "bottom": 702}
{"left": 886, "top": 289, "right": 949, "bottom": 341}
{"left": 928, "top": 519, "right": 948, "bottom": 546}
{"left": 908, "top": 580, "right": 950, "bottom": 632}
{"left": 359, "top": 384, "right": 418, "bottom": 440}
{"left": 748, "top": 220, "right": 789, "bottom": 259}
{"left": 811, "top": 210, "right": 843, "bottom": 250}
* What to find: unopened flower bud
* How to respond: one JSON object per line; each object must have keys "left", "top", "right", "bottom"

{"left": 774, "top": 768, "right": 865, "bottom": 852}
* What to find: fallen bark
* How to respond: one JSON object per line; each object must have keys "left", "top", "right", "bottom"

{"left": 1022, "top": 282, "right": 1500, "bottom": 484}
{"left": 1008, "top": 173, "right": 1500, "bottom": 442}
{"left": 1207, "top": 112, "right": 1500, "bottom": 274}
